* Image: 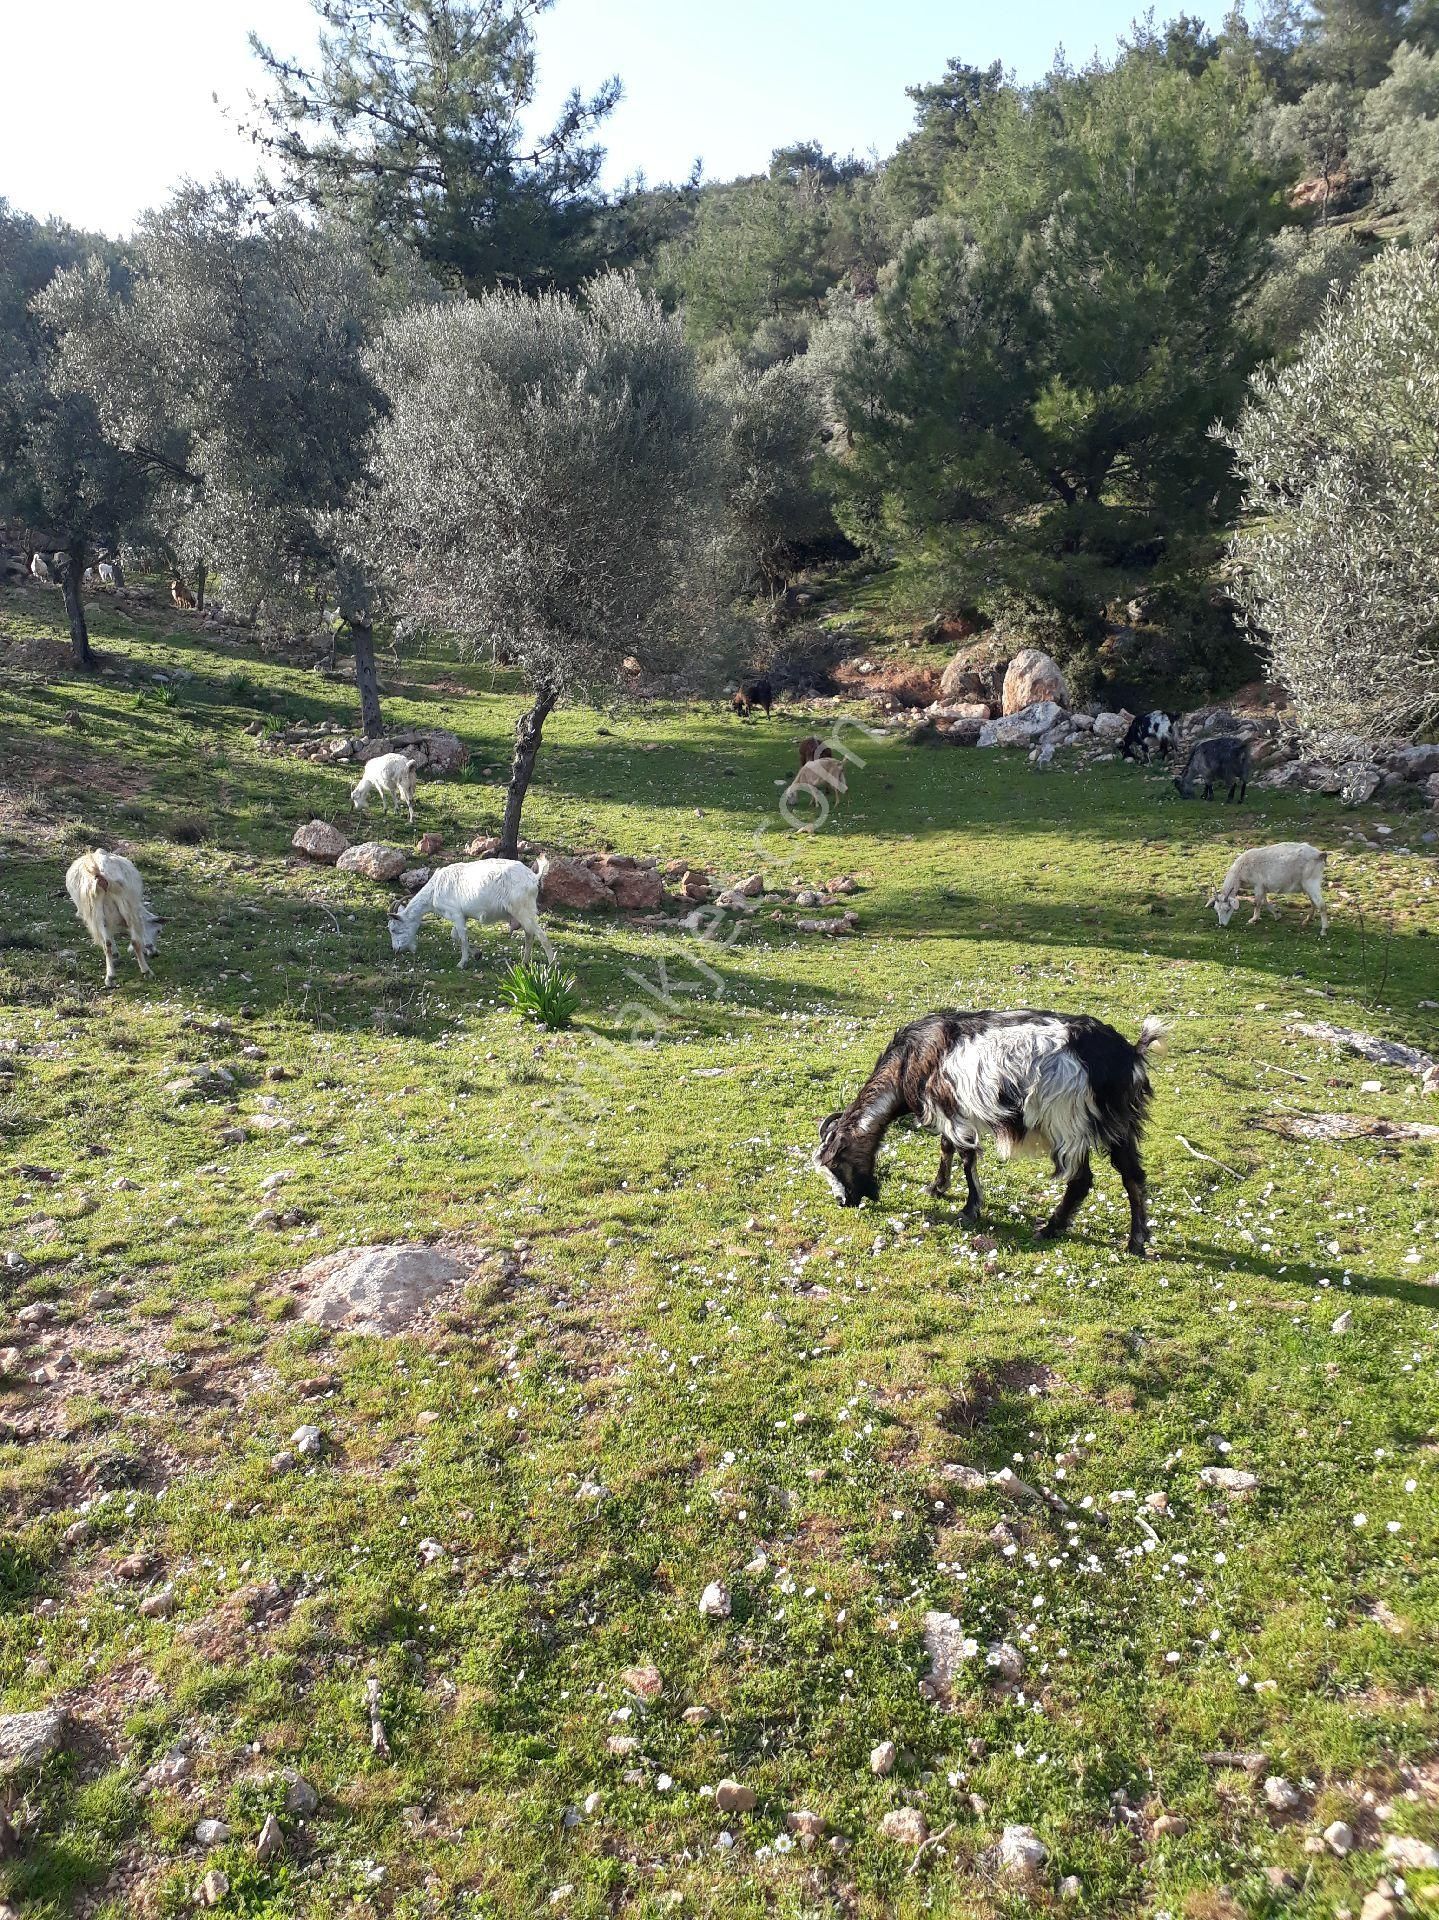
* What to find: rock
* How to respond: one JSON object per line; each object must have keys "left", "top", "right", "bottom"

{"left": 199, "top": 1869, "right": 230, "bottom": 1906}
{"left": 939, "top": 653, "right": 996, "bottom": 703}
{"left": 336, "top": 841, "right": 408, "bottom": 882}
{"left": 1200, "top": 1466, "right": 1258, "bottom": 1493}
{"left": 1332, "top": 1309, "right": 1352, "bottom": 1334}
{"left": 870, "top": 1739, "right": 897, "bottom": 1776}
{"left": 978, "top": 700, "right": 1065, "bottom": 749}
{"left": 399, "top": 866, "right": 430, "bottom": 893}
{"left": 0, "top": 1707, "right": 66, "bottom": 1776}
{"left": 715, "top": 1780, "right": 756, "bottom": 1814}
{"left": 1266, "top": 1866, "right": 1300, "bottom": 1894}
{"left": 1002, "top": 649, "right": 1069, "bottom": 715}
{"left": 1342, "top": 766, "right": 1383, "bottom": 805}
{"left": 1000, "top": 1824, "right": 1049, "bottom": 1878}
{"left": 698, "top": 1580, "right": 732, "bottom": 1619}
{"left": 1361, "top": 1891, "right": 1400, "bottom": 1920}
{"left": 1060, "top": 1875, "right": 1083, "bottom": 1899}
{"left": 1325, "top": 1821, "right": 1355, "bottom": 1856}
{"left": 538, "top": 855, "right": 614, "bottom": 912}
{"left": 940, "top": 1463, "right": 987, "bottom": 1492}
{"left": 142, "top": 1745, "right": 193, "bottom": 1789}
{"left": 114, "top": 1551, "right": 158, "bottom": 1581}
{"left": 417, "top": 831, "right": 446, "bottom": 857}
{"left": 281, "top": 1769, "right": 320, "bottom": 1816}
{"left": 734, "top": 873, "right": 764, "bottom": 897}
{"left": 787, "top": 1809, "right": 824, "bottom": 1848}
{"left": 195, "top": 1818, "right": 231, "bottom": 1846}
{"left": 295, "top": 1242, "right": 471, "bottom": 1334}
{"left": 1265, "top": 1776, "right": 1301, "bottom": 1812}
{"left": 18, "top": 1301, "right": 57, "bottom": 1326}
{"left": 609, "top": 865, "right": 664, "bottom": 912}
{"left": 1384, "top": 1835, "right": 1439, "bottom": 1870}
{"left": 409, "top": 728, "right": 467, "bottom": 775}
{"left": 682, "top": 1706, "right": 714, "bottom": 1727}
{"left": 1152, "top": 1813, "right": 1187, "bottom": 1837}
{"left": 1092, "top": 710, "right": 1133, "bottom": 743}
{"left": 922, "top": 1610, "right": 979, "bottom": 1701}
{"left": 139, "top": 1584, "right": 176, "bottom": 1619}
{"left": 291, "top": 1424, "right": 323, "bottom": 1458}
{"left": 986, "top": 1641, "right": 1023, "bottom": 1682}
{"left": 291, "top": 820, "right": 349, "bottom": 863}
{"left": 606, "top": 1734, "right": 639, "bottom": 1755}
{"left": 880, "top": 1808, "right": 927, "bottom": 1846}
{"left": 256, "top": 1812, "right": 284, "bottom": 1862}
{"left": 621, "top": 1665, "right": 663, "bottom": 1702}
{"left": 679, "top": 870, "right": 711, "bottom": 903}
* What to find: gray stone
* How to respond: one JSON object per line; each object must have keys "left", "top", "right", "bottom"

{"left": 978, "top": 700, "right": 1065, "bottom": 749}
{"left": 336, "top": 841, "right": 408, "bottom": 882}
{"left": 1000, "top": 1824, "right": 1049, "bottom": 1878}
{"left": 0, "top": 1707, "right": 66, "bottom": 1776}
{"left": 922, "top": 1610, "right": 979, "bottom": 1701}
{"left": 292, "top": 820, "right": 349, "bottom": 863}
{"left": 295, "top": 1242, "right": 473, "bottom": 1334}
{"left": 1002, "top": 649, "right": 1069, "bottom": 714}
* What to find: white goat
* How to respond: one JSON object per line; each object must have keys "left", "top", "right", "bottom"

{"left": 1209, "top": 841, "right": 1329, "bottom": 933}
{"left": 65, "top": 850, "right": 159, "bottom": 986}
{"left": 352, "top": 752, "right": 418, "bottom": 824}
{"left": 389, "top": 858, "right": 556, "bottom": 968}
{"left": 782, "top": 756, "right": 848, "bottom": 821}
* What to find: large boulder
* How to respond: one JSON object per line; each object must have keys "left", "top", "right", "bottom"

{"left": 292, "top": 820, "right": 350, "bottom": 863}
{"left": 407, "top": 729, "right": 467, "bottom": 775}
{"left": 608, "top": 866, "right": 664, "bottom": 911}
{"left": 1387, "top": 743, "right": 1439, "bottom": 779}
{"left": 295, "top": 1243, "right": 473, "bottom": 1334}
{"left": 1002, "top": 649, "right": 1069, "bottom": 715}
{"left": 1091, "top": 710, "right": 1133, "bottom": 744}
{"left": 336, "top": 842, "right": 408, "bottom": 882}
{"left": 978, "top": 700, "right": 1065, "bottom": 748}
{"left": 539, "top": 856, "right": 613, "bottom": 912}
{"left": 939, "top": 653, "right": 1005, "bottom": 705}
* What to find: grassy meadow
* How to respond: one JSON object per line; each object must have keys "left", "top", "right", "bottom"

{"left": 1, "top": 585, "right": 1437, "bottom": 1919}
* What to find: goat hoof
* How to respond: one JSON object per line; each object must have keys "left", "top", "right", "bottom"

{"left": 958, "top": 1206, "right": 981, "bottom": 1227}
{"left": 1127, "top": 1238, "right": 1153, "bottom": 1258}
{"left": 928, "top": 1181, "right": 950, "bottom": 1198}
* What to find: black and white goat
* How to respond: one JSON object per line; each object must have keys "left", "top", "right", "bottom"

{"left": 1121, "top": 710, "right": 1179, "bottom": 763}
{"left": 815, "top": 1010, "right": 1166, "bottom": 1255}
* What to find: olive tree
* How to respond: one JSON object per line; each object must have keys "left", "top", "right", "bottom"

{"left": 0, "top": 201, "right": 151, "bottom": 666}
{"left": 45, "top": 183, "right": 398, "bottom": 730}
{"left": 357, "top": 274, "right": 726, "bottom": 853}
{"left": 705, "top": 353, "right": 832, "bottom": 600}
{"left": 1223, "top": 244, "right": 1439, "bottom": 750}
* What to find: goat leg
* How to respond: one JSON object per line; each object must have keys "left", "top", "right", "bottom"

{"left": 1108, "top": 1139, "right": 1151, "bottom": 1256}
{"left": 1035, "top": 1158, "right": 1094, "bottom": 1239}
{"left": 930, "top": 1139, "right": 954, "bottom": 1196}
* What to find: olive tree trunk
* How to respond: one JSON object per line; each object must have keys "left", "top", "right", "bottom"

{"left": 59, "top": 546, "right": 93, "bottom": 669}
{"left": 350, "top": 619, "right": 383, "bottom": 736}
{"left": 195, "top": 564, "right": 207, "bottom": 612}
{"left": 498, "top": 683, "right": 558, "bottom": 858}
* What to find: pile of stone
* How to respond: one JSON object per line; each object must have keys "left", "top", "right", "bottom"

{"left": 537, "top": 853, "right": 668, "bottom": 912}
{"left": 262, "top": 722, "right": 468, "bottom": 775}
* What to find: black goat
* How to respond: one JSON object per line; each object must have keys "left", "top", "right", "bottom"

{"left": 1175, "top": 734, "right": 1250, "bottom": 802}
{"left": 815, "top": 1009, "right": 1166, "bottom": 1256}
{"left": 732, "top": 679, "right": 773, "bottom": 718}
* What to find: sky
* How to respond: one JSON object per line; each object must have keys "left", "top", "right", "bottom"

{"left": 2, "top": 0, "right": 1232, "bottom": 238}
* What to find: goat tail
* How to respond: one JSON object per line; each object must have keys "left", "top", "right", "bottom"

{"left": 1136, "top": 1015, "right": 1169, "bottom": 1058}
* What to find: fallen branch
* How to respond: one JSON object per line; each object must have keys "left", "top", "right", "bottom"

{"left": 909, "top": 1819, "right": 956, "bottom": 1875}
{"left": 1256, "top": 1060, "right": 1311, "bottom": 1083}
{"left": 1202, "top": 1750, "right": 1267, "bottom": 1772}
{"left": 1175, "top": 1134, "right": 1242, "bottom": 1180}
{"left": 992, "top": 1466, "right": 1075, "bottom": 1518}
{"left": 364, "top": 1676, "right": 391, "bottom": 1757}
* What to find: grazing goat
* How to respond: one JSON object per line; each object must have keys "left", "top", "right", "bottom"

{"left": 1175, "top": 734, "right": 1250, "bottom": 802}
{"left": 351, "top": 752, "right": 418, "bottom": 825}
{"left": 65, "top": 850, "right": 158, "bottom": 988}
{"left": 1210, "top": 841, "right": 1329, "bottom": 933}
{"left": 389, "top": 858, "right": 555, "bottom": 969}
{"left": 30, "top": 553, "right": 54, "bottom": 585}
{"left": 170, "top": 577, "right": 197, "bottom": 610}
{"left": 1121, "top": 710, "right": 1179, "bottom": 763}
{"left": 782, "top": 755, "right": 848, "bottom": 823}
{"left": 797, "top": 735, "right": 839, "bottom": 768}
{"left": 732, "top": 679, "right": 773, "bottom": 718}
{"left": 98, "top": 560, "right": 119, "bottom": 590}
{"left": 815, "top": 1009, "right": 1166, "bottom": 1255}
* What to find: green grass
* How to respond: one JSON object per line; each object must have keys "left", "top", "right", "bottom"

{"left": 1, "top": 584, "right": 1437, "bottom": 1919}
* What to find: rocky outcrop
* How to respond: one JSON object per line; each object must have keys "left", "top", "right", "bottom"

{"left": 539, "top": 856, "right": 614, "bottom": 911}
{"left": 265, "top": 724, "right": 468, "bottom": 774}
{"left": 1002, "top": 649, "right": 1069, "bottom": 715}
{"left": 295, "top": 1243, "right": 476, "bottom": 1334}
{"left": 979, "top": 700, "right": 1065, "bottom": 748}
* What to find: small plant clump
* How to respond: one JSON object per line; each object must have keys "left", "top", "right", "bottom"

{"left": 498, "top": 959, "right": 581, "bottom": 1028}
